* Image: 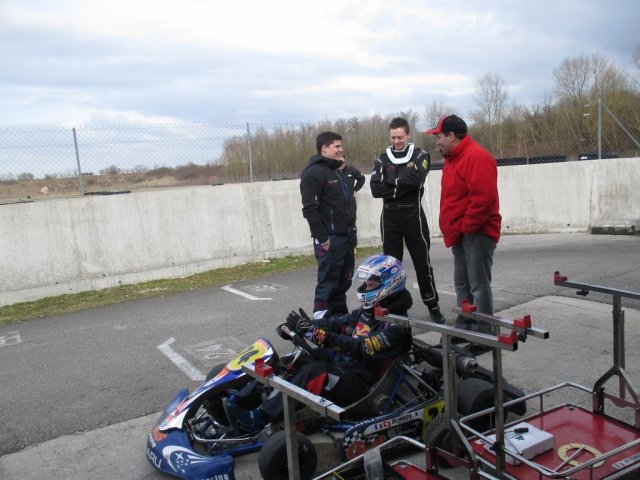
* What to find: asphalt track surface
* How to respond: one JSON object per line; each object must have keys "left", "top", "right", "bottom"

{"left": 1, "top": 232, "right": 639, "bottom": 479}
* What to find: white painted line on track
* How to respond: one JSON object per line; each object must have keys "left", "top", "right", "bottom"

{"left": 157, "top": 337, "right": 205, "bottom": 381}
{"left": 221, "top": 284, "right": 273, "bottom": 300}
{"left": 0, "top": 331, "right": 22, "bottom": 347}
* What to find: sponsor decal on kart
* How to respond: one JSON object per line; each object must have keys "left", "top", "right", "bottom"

{"left": 146, "top": 446, "right": 162, "bottom": 468}
{"left": 365, "top": 409, "right": 423, "bottom": 435}
{"left": 163, "top": 445, "right": 214, "bottom": 474}
{"left": 225, "top": 338, "right": 270, "bottom": 372}
{"left": 342, "top": 399, "right": 446, "bottom": 460}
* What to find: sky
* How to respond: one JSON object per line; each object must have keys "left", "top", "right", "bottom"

{"left": 1, "top": 0, "right": 639, "bottom": 129}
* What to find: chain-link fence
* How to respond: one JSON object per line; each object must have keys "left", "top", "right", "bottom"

{"left": 0, "top": 123, "right": 268, "bottom": 203}
{"left": 1, "top": 120, "right": 638, "bottom": 204}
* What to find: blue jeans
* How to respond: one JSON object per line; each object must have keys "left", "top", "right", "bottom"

{"left": 452, "top": 233, "right": 496, "bottom": 334}
{"left": 314, "top": 235, "right": 355, "bottom": 314}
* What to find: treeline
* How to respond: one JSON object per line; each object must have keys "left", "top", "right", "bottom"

{"left": 221, "top": 51, "right": 640, "bottom": 179}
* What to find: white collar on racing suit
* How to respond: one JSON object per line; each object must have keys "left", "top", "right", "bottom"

{"left": 386, "top": 143, "right": 414, "bottom": 165}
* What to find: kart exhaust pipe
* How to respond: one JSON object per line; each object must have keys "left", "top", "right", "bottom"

{"left": 417, "top": 341, "right": 478, "bottom": 376}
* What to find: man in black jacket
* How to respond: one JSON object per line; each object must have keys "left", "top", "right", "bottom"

{"left": 338, "top": 158, "right": 365, "bottom": 232}
{"left": 300, "top": 131, "right": 357, "bottom": 316}
{"left": 370, "top": 118, "right": 445, "bottom": 324}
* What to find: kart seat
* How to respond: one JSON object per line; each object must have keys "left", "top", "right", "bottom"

{"left": 343, "top": 354, "right": 410, "bottom": 419}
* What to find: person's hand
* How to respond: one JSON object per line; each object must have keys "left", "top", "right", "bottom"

{"left": 321, "top": 239, "right": 330, "bottom": 251}
{"left": 286, "top": 310, "right": 314, "bottom": 336}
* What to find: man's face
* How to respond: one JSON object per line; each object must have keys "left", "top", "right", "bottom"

{"left": 435, "top": 132, "right": 456, "bottom": 156}
{"left": 390, "top": 128, "right": 409, "bottom": 151}
{"left": 321, "top": 140, "right": 344, "bottom": 161}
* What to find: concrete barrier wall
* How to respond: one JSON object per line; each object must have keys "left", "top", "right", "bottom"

{"left": 1, "top": 157, "right": 638, "bottom": 306}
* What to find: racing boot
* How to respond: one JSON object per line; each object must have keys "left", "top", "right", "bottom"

{"left": 428, "top": 306, "right": 446, "bottom": 324}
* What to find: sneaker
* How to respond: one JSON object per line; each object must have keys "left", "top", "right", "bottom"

{"left": 428, "top": 307, "right": 446, "bottom": 324}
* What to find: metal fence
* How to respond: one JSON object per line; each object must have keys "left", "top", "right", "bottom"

{"left": 0, "top": 123, "right": 290, "bottom": 203}
{"left": 0, "top": 122, "right": 637, "bottom": 204}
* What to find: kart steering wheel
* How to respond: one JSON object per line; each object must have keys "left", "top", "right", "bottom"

{"left": 276, "top": 323, "right": 325, "bottom": 360}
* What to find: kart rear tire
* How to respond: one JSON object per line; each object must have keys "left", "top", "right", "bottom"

{"left": 457, "top": 378, "right": 494, "bottom": 433}
{"left": 259, "top": 430, "right": 317, "bottom": 480}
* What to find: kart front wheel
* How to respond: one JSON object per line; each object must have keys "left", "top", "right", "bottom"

{"left": 259, "top": 430, "right": 317, "bottom": 480}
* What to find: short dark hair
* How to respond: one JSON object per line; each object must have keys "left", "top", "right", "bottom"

{"left": 316, "top": 131, "right": 342, "bottom": 154}
{"left": 389, "top": 117, "right": 410, "bottom": 134}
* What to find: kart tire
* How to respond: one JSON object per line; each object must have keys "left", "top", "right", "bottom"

{"left": 457, "top": 378, "right": 494, "bottom": 433}
{"left": 259, "top": 430, "right": 317, "bottom": 480}
{"left": 424, "top": 412, "right": 453, "bottom": 468}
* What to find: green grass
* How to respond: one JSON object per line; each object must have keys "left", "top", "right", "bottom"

{"left": 0, "top": 246, "right": 382, "bottom": 326}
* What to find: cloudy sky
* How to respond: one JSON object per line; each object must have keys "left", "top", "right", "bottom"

{"left": 1, "top": 0, "right": 638, "bottom": 128}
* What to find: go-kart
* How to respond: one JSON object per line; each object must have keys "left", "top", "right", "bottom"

{"left": 146, "top": 322, "right": 526, "bottom": 480}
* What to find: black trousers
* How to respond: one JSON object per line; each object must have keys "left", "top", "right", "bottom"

{"left": 381, "top": 206, "right": 439, "bottom": 308}
{"left": 313, "top": 234, "right": 355, "bottom": 314}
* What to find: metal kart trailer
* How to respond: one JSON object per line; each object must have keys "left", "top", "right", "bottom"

{"left": 325, "top": 272, "right": 640, "bottom": 480}
{"left": 454, "top": 273, "right": 640, "bottom": 480}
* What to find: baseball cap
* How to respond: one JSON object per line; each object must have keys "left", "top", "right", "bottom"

{"left": 425, "top": 115, "right": 468, "bottom": 135}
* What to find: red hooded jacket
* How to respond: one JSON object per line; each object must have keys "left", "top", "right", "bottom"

{"left": 439, "top": 135, "right": 501, "bottom": 247}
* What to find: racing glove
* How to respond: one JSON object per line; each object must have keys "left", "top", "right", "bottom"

{"left": 286, "top": 310, "right": 314, "bottom": 336}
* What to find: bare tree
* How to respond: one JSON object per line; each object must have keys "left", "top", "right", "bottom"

{"left": 423, "top": 101, "right": 456, "bottom": 130}
{"left": 473, "top": 72, "right": 508, "bottom": 156}
{"left": 553, "top": 55, "right": 591, "bottom": 100}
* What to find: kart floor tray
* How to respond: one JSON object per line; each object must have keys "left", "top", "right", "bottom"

{"left": 471, "top": 404, "right": 640, "bottom": 479}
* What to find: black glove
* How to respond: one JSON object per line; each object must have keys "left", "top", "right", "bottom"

{"left": 286, "top": 310, "right": 313, "bottom": 336}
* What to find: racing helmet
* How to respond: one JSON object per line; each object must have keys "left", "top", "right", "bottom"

{"left": 355, "top": 255, "right": 406, "bottom": 309}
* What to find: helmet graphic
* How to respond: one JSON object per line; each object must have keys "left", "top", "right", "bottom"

{"left": 355, "top": 255, "right": 406, "bottom": 309}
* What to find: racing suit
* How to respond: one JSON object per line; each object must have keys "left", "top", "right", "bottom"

{"left": 370, "top": 144, "right": 440, "bottom": 311}
{"left": 262, "top": 290, "right": 413, "bottom": 420}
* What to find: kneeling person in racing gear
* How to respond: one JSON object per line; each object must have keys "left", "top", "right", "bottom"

{"left": 263, "top": 255, "right": 412, "bottom": 420}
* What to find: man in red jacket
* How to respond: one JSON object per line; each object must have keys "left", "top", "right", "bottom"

{"left": 426, "top": 115, "right": 501, "bottom": 336}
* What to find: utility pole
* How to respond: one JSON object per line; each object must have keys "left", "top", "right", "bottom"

{"left": 246, "top": 122, "right": 254, "bottom": 183}
{"left": 597, "top": 98, "right": 602, "bottom": 160}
